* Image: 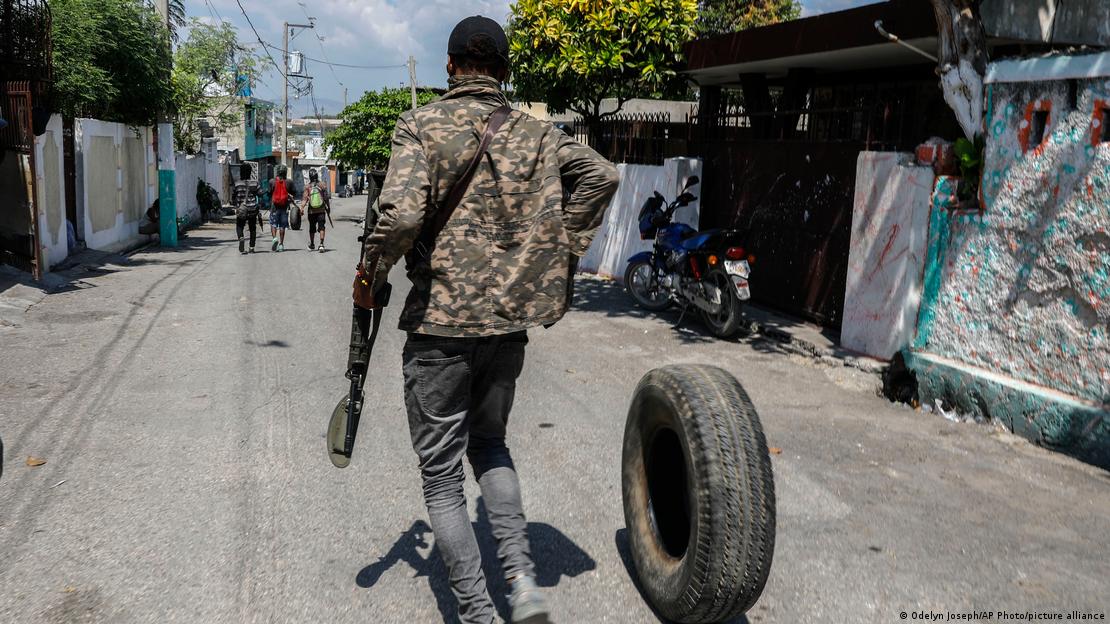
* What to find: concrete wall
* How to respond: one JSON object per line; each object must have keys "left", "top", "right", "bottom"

{"left": 174, "top": 153, "right": 206, "bottom": 225}
{"left": 579, "top": 158, "right": 701, "bottom": 280}
{"left": 201, "top": 138, "right": 224, "bottom": 198}
{"left": 33, "top": 114, "right": 67, "bottom": 271}
{"left": 841, "top": 152, "right": 933, "bottom": 360}
{"left": 981, "top": 0, "right": 1110, "bottom": 46}
{"left": 75, "top": 119, "right": 156, "bottom": 253}
{"left": 905, "top": 66, "right": 1110, "bottom": 467}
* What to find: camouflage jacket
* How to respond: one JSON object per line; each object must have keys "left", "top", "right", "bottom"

{"left": 362, "top": 74, "right": 619, "bottom": 337}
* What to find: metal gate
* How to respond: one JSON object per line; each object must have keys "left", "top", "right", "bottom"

{"left": 1, "top": 80, "right": 43, "bottom": 279}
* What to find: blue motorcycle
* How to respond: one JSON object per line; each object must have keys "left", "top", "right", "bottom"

{"left": 624, "top": 176, "right": 753, "bottom": 338}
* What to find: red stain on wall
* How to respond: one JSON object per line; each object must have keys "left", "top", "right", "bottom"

{"left": 1091, "top": 99, "right": 1108, "bottom": 147}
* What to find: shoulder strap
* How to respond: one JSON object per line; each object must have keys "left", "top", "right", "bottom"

{"left": 421, "top": 105, "right": 512, "bottom": 249}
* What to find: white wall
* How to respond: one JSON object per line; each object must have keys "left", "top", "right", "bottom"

{"left": 34, "top": 114, "right": 67, "bottom": 271}
{"left": 201, "top": 138, "right": 224, "bottom": 199}
{"left": 174, "top": 153, "right": 206, "bottom": 225}
{"left": 841, "top": 152, "right": 933, "bottom": 360}
{"left": 75, "top": 119, "right": 157, "bottom": 253}
{"left": 579, "top": 158, "right": 701, "bottom": 280}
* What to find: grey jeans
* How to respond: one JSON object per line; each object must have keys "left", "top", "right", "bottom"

{"left": 402, "top": 331, "right": 534, "bottom": 624}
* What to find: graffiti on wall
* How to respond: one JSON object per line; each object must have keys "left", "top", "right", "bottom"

{"left": 841, "top": 152, "right": 934, "bottom": 360}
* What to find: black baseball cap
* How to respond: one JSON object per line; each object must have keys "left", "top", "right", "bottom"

{"left": 448, "top": 16, "right": 509, "bottom": 63}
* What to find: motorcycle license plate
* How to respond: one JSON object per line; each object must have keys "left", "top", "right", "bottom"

{"left": 724, "top": 260, "right": 750, "bottom": 278}
{"left": 731, "top": 276, "right": 751, "bottom": 300}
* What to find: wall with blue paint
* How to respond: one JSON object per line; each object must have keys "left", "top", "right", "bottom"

{"left": 915, "top": 76, "right": 1110, "bottom": 408}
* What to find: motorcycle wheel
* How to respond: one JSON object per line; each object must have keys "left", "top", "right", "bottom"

{"left": 622, "top": 365, "right": 775, "bottom": 623}
{"left": 625, "top": 261, "right": 671, "bottom": 312}
{"left": 700, "top": 270, "right": 744, "bottom": 338}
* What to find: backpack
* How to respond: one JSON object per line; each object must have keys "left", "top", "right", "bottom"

{"left": 309, "top": 184, "right": 324, "bottom": 209}
{"left": 237, "top": 182, "right": 259, "bottom": 215}
{"left": 272, "top": 178, "right": 289, "bottom": 207}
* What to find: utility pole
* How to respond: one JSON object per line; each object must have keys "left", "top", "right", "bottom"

{"left": 154, "top": 0, "right": 176, "bottom": 247}
{"left": 408, "top": 55, "right": 418, "bottom": 109}
{"left": 344, "top": 87, "right": 348, "bottom": 109}
{"left": 281, "top": 21, "right": 314, "bottom": 167}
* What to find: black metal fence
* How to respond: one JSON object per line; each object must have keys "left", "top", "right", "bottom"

{"left": 571, "top": 81, "right": 955, "bottom": 167}
{"left": 1, "top": 0, "right": 52, "bottom": 85}
{"left": 572, "top": 112, "right": 694, "bottom": 166}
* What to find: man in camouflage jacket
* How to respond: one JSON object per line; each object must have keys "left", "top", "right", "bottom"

{"left": 358, "top": 16, "right": 618, "bottom": 624}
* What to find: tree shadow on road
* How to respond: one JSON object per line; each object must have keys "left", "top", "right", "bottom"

{"left": 355, "top": 498, "right": 597, "bottom": 623}
{"left": 615, "top": 529, "right": 750, "bottom": 624}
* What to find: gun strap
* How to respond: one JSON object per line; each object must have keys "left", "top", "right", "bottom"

{"left": 412, "top": 105, "right": 512, "bottom": 261}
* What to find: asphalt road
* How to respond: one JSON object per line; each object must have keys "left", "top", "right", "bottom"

{"left": 1, "top": 196, "right": 1107, "bottom": 624}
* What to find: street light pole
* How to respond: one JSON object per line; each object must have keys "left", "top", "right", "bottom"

{"left": 408, "top": 56, "right": 418, "bottom": 109}
{"left": 281, "top": 21, "right": 314, "bottom": 167}
{"left": 154, "top": 0, "right": 176, "bottom": 247}
{"left": 281, "top": 22, "right": 289, "bottom": 168}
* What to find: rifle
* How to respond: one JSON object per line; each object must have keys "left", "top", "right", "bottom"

{"left": 327, "top": 176, "right": 388, "bottom": 468}
{"left": 328, "top": 105, "right": 509, "bottom": 467}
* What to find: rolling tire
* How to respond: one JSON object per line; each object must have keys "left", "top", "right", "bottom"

{"left": 625, "top": 260, "right": 671, "bottom": 312}
{"left": 622, "top": 365, "right": 775, "bottom": 623}
{"left": 699, "top": 270, "right": 744, "bottom": 339}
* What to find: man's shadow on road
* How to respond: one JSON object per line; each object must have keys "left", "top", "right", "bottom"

{"left": 356, "top": 498, "right": 596, "bottom": 623}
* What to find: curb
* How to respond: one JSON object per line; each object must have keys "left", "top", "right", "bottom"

{"left": 750, "top": 320, "right": 888, "bottom": 375}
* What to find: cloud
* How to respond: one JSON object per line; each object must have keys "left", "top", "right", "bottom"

{"left": 193, "top": 0, "right": 879, "bottom": 109}
{"left": 193, "top": 0, "right": 511, "bottom": 109}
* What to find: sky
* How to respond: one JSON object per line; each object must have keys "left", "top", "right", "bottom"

{"left": 188, "top": 0, "right": 878, "bottom": 117}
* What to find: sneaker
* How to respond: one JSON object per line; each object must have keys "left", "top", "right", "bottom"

{"left": 309, "top": 241, "right": 316, "bottom": 250}
{"left": 508, "top": 576, "right": 551, "bottom": 624}
{"left": 249, "top": 247, "right": 255, "bottom": 253}
{"left": 319, "top": 243, "right": 325, "bottom": 253}
{"left": 272, "top": 237, "right": 279, "bottom": 251}
{"left": 238, "top": 237, "right": 245, "bottom": 254}
{"left": 277, "top": 244, "right": 284, "bottom": 252}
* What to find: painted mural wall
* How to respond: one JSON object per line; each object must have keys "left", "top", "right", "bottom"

{"left": 916, "top": 77, "right": 1110, "bottom": 405}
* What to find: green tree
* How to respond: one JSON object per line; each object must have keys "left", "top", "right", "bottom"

{"left": 507, "top": 0, "right": 698, "bottom": 126}
{"left": 172, "top": 19, "right": 259, "bottom": 152}
{"left": 51, "top": 0, "right": 174, "bottom": 125}
{"left": 324, "top": 88, "right": 438, "bottom": 170}
{"left": 695, "top": 0, "right": 800, "bottom": 36}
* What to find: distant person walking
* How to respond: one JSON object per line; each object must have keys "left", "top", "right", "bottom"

{"left": 304, "top": 169, "right": 331, "bottom": 252}
{"left": 233, "top": 163, "right": 262, "bottom": 254}
{"left": 270, "top": 165, "right": 292, "bottom": 252}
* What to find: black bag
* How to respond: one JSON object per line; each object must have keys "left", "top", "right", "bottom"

{"left": 290, "top": 203, "right": 302, "bottom": 230}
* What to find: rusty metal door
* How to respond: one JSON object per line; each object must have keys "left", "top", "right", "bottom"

{"left": 0, "top": 80, "right": 43, "bottom": 280}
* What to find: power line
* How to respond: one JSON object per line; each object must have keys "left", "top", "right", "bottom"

{"left": 296, "top": 3, "right": 343, "bottom": 89}
{"left": 262, "top": 42, "right": 403, "bottom": 70}
{"left": 232, "top": 0, "right": 298, "bottom": 91}
{"left": 202, "top": 0, "right": 226, "bottom": 24}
